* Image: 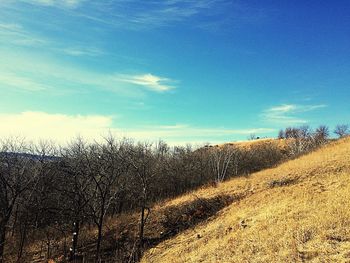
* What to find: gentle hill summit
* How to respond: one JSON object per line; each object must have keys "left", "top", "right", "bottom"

{"left": 218, "top": 137, "right": 276, "bottom": 148}
{"left": 142, "top": 137, "right": 350, "bottom": 262}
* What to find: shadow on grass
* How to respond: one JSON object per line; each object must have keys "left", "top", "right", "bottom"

{"left": 150, "top": 194, "right": 235, "bottom": 244}
{"left": 83, "top": 193, "right": 245, "bottom": 262}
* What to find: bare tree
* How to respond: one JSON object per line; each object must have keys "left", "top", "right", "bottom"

{"left": 58, "top": 136, "right": 130, "bottom": 261}
{"left": 248, "top": 134, "right": 257, "bottom": 140}
{"left": 334, "top": 124, "right": 349, "bottom": 138}
{"left": 209, "top": 145, "right": 235, "bottom": 183}
{"left": 284, "top": 127, "right": 300, "bottom": 139}
{"left": 278, "top": 129, "right": 285, "bottom": 139}
{"left": 15, "top": 141, "right": 58, "bottom": 262}
{"left": 314, "top": 125, "right": 329, "bottom": 145}
{"left": 59, "top": 138, "right": 92, "bottom": 260}
{"left": 126, "top": 142, "right": 159, "bottom": 260}
{"left": 0, "top": 138, "right": 41, "bottom": 263}
{"left": 299, "top": 125, "right": 312, "bottom": 139}
{"left": 85, "top": 137, "right": 129, "bottom": 262}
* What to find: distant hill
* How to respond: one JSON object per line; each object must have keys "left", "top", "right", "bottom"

{"left": 215, "top": 137, "right": 286, "bottom": 150}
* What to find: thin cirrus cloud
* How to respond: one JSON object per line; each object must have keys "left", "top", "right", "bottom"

{"left": 0, "top": 22, "right": 174, "bottom": 94}
{"left": 0, "top": 22, "right": 48, "bottom": 47}
{"left": 20, "top": 0, "right": 84, "bottom": 8}
{"left": 13, "top": 0, "right": 265, "bottom": 31}
{"left": 0, "top": 112, "right": 275, "bottom": 145}
{"left": 262, "top": 104, "right": 327, "bottom": 125}
{"left": 24, "top": 0, "right": 215, "bottom": 22}
{"left": 60, "top": 47, "right": 104, "bottom": 57}
{"left": 0, "top": 22, "right": 103, "bottom": 57}
{"left": 0, "top": 23, "right": 22, "bottom": 31}
{"left": 0, "top": 69, "right": 175, "bottom": 95}
{"left": 0, "top": 51, "right": 175, "bottom": 95}
{"left": 115, "top": 74, "right": 175, "bottom": 92}
{"left": 0, "top": 1, "right": 268, "bottom": 58}
{"left": 0, "top": 72, "right": 48, "bottom": 91}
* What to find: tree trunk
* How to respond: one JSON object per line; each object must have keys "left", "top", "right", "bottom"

{"left": 0, "top": 221, "right": 6, "bottom": 263}
{"left": 139, "top": 206, "right": 145, "bottom": 247}
{"left": 95, "top": 216, "right": 104, "bottom": 262}
{"left": 117, "top": 199, "right": 124, "bottom": 214}
{"left": 135, "top": 206, "right": 146, "bottom": 262}
{"left": 47, "top": 239, "right": 51, "bottom": 260}
{"left": 70, "top": 220, "right": 80, "bottom": 260}
{"left": 11, "top": 204, "right": 19, "bottom": 237}
{"left": 16, "top": 218, "right": 28, "bottom": 263}
{"left": 137, "top": 204, "right": 150, "bottom": 260}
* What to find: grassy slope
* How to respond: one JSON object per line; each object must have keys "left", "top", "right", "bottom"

{"left": 18, "top": 139, "right": 287, "bottom": 262}
{"left": 142, "top": 137, "right": 350, "bottom": 263}
{"left": 217, "top": 138, "right": 276, "bottom": 147}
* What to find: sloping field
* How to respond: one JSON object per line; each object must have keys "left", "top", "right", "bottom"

{"left": 216, "top": 138, "right": 288, "bottom": 151}
{"left": 218, "top": 138, "right": 278, "bottom": 148}
{"left": 142, "top": 137, "right": 350, "bottom": 263}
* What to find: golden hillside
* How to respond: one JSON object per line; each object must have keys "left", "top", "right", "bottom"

{"left": 218, "top": 138, "right": 276, "bottom": 148}
{"left": 142, "top": 137, "right": 350, "bottom": 263}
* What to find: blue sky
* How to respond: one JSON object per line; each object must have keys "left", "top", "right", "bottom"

{"left": 0, "top": 0, "right": 349, "bottom": 144}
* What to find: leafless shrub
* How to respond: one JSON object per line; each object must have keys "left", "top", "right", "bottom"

{"left": 334, "top": 124, "right": 349, "bottom": 138}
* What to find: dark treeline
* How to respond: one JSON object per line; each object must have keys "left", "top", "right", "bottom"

{"left": 0, "top": 124, "right": 346, "bottom": 262}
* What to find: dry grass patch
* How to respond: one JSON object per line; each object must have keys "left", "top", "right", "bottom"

{"left": 22, "top": 138, "right": 350, "bottom": 262}
{"left": 142, "top": 137, "right": 350, "bottom": 263}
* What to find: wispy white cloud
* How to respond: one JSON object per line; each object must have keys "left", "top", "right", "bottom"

{"left": 0, "top": 23, "right": 22, "bottom": 31}
{"left": 115, "top": 74, "right": 175, "bottom": 92}
{"left": 0, "top": 22, "right": 48, "bottom": 47}
{"left": 0, "top": 21, "right": 103, "bottom": 57}
{"left": 0, "top": 111, "right": 275, "bottom": 145}
{"left": 14, "top": 0, "right": 267, "bottom": 31}
{"left": 60, "top": 46, "right": 104, "bottom": 57}
{"left": 0, "top": 51, "right": 175, "bottom": 95}
{"left": 262, "top": 104, "right": 327, "bottom": 125}
{"left": 0, "top": 72, "right": 48, "bottom": 91}
{"left": 21, "top": 0, "right": 84, "bottom": 8}
{"left": 0, "top": 21, "right": 174, "bottom": 94}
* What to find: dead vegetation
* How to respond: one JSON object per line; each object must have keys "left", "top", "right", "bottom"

{"left": 141, "top": 137, "right": 350, "bottom": 263}
{"left": 24, "top": 194, "right": 239, "bottom": 262}
{"left": 159, "top": 195, "right": 234, "bottom": 238}
{"left": 268, "top": 177, "right": 298, "bottom": 188}
{"left": 3, "top": 133, "right": 348, "bottom": 262}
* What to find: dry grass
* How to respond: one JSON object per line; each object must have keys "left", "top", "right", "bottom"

{"left": 216, "top": 138, "right": 284, "bottom": 149}
{"left": 142, "top": 137, "right": 350, "bottom": 263}
{"left": 19, "top": 137, "right": 350, "bottom": 262}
